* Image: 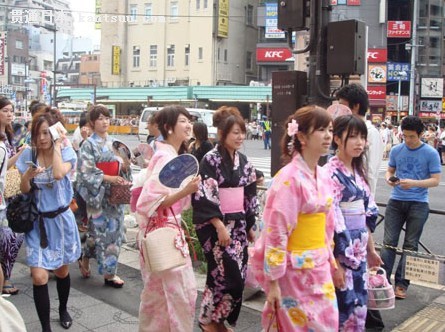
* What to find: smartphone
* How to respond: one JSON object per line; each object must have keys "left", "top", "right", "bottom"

{"left": 48, "top": 121, "right": 67, "bottom": 141}
{"left": 25, "top": 160, "right": 38, "bottom": 168}
{"left": 388, "top": 176, "right": 400, "bottom": 183}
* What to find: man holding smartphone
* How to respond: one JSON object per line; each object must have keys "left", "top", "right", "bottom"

{"left": 382, "top": 116, "right": 441, "bottom": 299}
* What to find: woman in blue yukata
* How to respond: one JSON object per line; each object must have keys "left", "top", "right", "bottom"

{"left": 324, "top": 114, "right": 382, "bottom": 331}
{"left": 17, "top": 109, "right": 80, "bottom": 332}
{"left": 76, "top": 105, "right": 132, "bottom": 288}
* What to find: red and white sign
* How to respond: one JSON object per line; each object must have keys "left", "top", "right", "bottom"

{"left": 367, "top": 86, "right": 386, "bottom": 100}
{"left": 367, "top": 49, "right": 387, "bottom": 63}
{"left": 387, "top": 21, "right": 411, "bottom": 38}
{"left": 347, "top": 0, "right": 361, "bottom": 5}
{"left": 0, "top": 38, "right": 4, "bottom": 76}
{"left": 256, "top": 48, "right": 293, "bottom": 62}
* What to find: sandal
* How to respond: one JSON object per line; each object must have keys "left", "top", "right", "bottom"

{"left": 2, "top": 281, "right": 19, "bottom": 295}
{"left": 104, "top": 275, "right": 124, "bottom": 288}
{"left": 78, "top": 256, "right": 90, "bottom": 279}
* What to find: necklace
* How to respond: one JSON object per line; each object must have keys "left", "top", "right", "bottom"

{"left": 40, "top": 151, "right": 54, "bottom": 188}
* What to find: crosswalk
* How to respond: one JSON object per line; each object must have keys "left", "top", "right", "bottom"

{"left": 249, "top": 157, "right": 271, "bottom": 179}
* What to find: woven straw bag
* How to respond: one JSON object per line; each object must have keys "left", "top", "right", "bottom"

{"left": 141, "top": 208, "right": 188, "bottom": 273}
{"left": 5, "top": 168, "right": 22, "bottom": 199}
{"left": 141, "top": 227, "right": 188, "bottom": 272}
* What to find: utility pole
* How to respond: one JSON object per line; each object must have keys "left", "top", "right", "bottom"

{"left": 308, "top": 0, "right": 331, "bottom": 107}
{"left": 408, "top": 0, "right": 418, "bottom": 116}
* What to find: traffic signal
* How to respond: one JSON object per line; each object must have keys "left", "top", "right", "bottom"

{"left": 277, "top": 0, "right": 307, "bottom": 31}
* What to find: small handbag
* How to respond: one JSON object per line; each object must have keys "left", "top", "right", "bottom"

{"left": 108, "top": 183, "right": 132, "bottom": 205}
{"left": 368, "top": 267, "right": 395, "bottom": 310}
{"left": 7, "top": 192, "right": 38, "bottom": 233}
{"left": 4, "top": 168, "right": 22, "bottom": 199}
{"left": 141, "top": 208, "right": 188, "bottom": 273}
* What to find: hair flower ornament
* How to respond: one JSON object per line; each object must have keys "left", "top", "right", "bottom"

{"left": 287, "top": 119, "right": 299, "bottom": 137}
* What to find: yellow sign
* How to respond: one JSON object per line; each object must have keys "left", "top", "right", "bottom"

{"left": 112, "top": 46, "right": 120, "bottom": 75}
{"left": 95, "top": 0, "right": 102, "bottom": 30}
{"left": 217, "top": 0, "right": 229, "bottom": 38}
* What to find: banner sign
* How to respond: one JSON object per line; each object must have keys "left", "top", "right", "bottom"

{"left": 387, "top": 21, "right": 411, "bottom": 38}
{"left": 368, "top": 65, "right": 387, "bottom": 83}
{"left": 367, "top": 49, "right": 387, "bottom": 63}
{"left": 265, "top": 2, "right": 285, "bottom": 39}
{"left": 256, "top": 48, "right": 293, "bottom": 62}
{"left": 217, "top": 0, "right": 229, "bottom": 38}
{"left": 419, "top": 100, "right": 442, "bottom": 113}
{"left": 112, "top": 45, "right": 120, "bottom": 75}
{"left": 367, "top": 86, "right": 386, "bottom": 100}
{"left": 0, "top": 38, "right": 4, "bottom": 75}
{"left": 387, "top": 62, "right": 410, "bottom": 81}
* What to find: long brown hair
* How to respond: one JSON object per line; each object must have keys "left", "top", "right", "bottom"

{"left": 281, "top": 105, "right": 332, "bottom": 165}
{"left": 31, "top": 108, "right": 66, "bottom": 149}
{"left": 0, "top": 96, "right": 14, "bottom": 143}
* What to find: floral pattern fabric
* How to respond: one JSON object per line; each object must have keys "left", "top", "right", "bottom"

{"left": 324, "top": 156, "right": 379, "bottom": 331}
{"left": 76, "top": 133, "right": 132, "bottom": 276}
{"left": 192, "top": 147, "right": 258, "bottom": 326}
{"left": 251, "top": 153, "right": 339, "bottom": 332}
{"left": 136, "top": 143, "right": 197, "bottom": 332}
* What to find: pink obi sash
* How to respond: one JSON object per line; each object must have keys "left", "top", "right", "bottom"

{"left": 219, "top": 187, "right": 244, "bottom": 214}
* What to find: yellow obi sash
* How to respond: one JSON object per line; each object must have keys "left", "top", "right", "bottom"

{"left": 287, "top": 213, "right": 326, "bottom": 251}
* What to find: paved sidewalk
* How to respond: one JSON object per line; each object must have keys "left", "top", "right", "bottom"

{"left": 3, "top": 224, "right": 445, "bottom": 331}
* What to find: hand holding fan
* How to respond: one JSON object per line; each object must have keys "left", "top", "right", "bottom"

{"left": 159, "top": 154, "right": 199, "bottom": 189}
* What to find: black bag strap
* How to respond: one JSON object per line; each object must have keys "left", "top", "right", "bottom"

{"left": 0, "top": 145, "right": 7, "bottom": 176}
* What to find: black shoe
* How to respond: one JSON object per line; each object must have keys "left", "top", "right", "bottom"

{"left": 59, "top": 311, "right": 73, "bottom": 329}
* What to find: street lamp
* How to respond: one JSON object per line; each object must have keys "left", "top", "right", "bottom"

{"left": 33, "top": 23, "right": 57, "bottom": 106}
{"left": 396, "top": 70, "right": 408, "bottom": 123}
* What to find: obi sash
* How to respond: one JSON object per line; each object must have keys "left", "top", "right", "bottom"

{"left": 287, "top": 213, "right": 326, "bottom": 251}
{"left": 340, "top": 199, "right": 366, "bottom": 230}
{"left": 219, "top": 187, "right": 244, "bottom": 214}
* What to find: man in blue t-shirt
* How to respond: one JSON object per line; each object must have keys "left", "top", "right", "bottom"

{"left": 381, "top": 116, "right": 441, "bottom": 300}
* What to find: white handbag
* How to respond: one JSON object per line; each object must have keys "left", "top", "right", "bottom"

{"left": 141, "top": 209, "right": 189, "bottom": 273}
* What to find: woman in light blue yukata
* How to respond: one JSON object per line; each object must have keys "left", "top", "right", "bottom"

{"left": 17, "top": 109, "right": 80, "bottom": 332}
{"left": 76, "top": 104, "right": 132, "bottom": 288}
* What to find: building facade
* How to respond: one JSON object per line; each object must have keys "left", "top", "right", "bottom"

{"left": 99, "top": 0, "right": 259, "bottom": 88}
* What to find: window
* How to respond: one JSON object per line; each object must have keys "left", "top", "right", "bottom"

{"left": 246, "top": 51, "right": 252, "bottom": 70}
{"left": 224, "top": 49, "right": 228, "bottom": 62}
{"left": 185, "top": 46, "right": 190, "bottom": 66}
{"left": 196, "top": 0, "right": 200, "bottom": 10}
{"left": 130, "top": 4, "right": 137, "bottom": 21}
{"left": 198, "top": 47, "right": 203, "bottom": 60}
{"left": 144, "top": 3, "right": 152, "bottom": 21}
{"left": 170, "top": 1, "right": 178, "bottom": 19}
{"left": 15, "top": 40, "right": 23, "bottom": 49}
{"left": 246, "top": 5, "right": 254, "bottom": 25}
{"left": 149, "top": 45, "right": 157, "bottom": 67}
{"left": 217, "top": 47, "right": 220, "bottom": 61}
{"left": 133, "top": 46, "right": 140, "bottom": 67}
{"left": 167, "top": 45, "right": 175, "bottom": 67}
{"left": 204, "top": 0, "right": 208, "bottom": 8}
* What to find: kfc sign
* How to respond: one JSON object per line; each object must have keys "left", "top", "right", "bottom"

{"left": 256, "top": 48, "right": 293, "bottom": 62}
{"left": 367, "top": 86, "right": 386, "bottom": 100}
{"left": 367, "top": 49, "right": 387, "bottom": 63}
{"left": 387, "top": 21, "right": 411, "bottom": 38}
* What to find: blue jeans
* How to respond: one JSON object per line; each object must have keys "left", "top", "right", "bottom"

{"left": 380, "top": 199, "right": 429, "bottom": 290}
{"left": 263, "top": 131, "right": 271, "bottom": 149}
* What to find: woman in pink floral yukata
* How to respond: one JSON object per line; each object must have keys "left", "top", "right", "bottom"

{"left": 136, "top": 105, "right": 201, "bottom": 332}
{"left": 252, "top": 105, "right": 339, "bottom": 331}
